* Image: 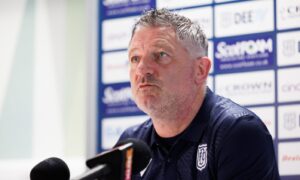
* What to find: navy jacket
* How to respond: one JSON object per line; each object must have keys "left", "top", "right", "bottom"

{"left": 117, "top": 88, "right": 280, "bottom": 180}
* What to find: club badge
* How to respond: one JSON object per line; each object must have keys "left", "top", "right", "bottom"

{"left": 196, "top": 144, "right": 207, "bottom": 171}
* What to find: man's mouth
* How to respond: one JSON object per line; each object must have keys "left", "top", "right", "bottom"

{"left": 138, "top": 83, "right": 157, "bottom": 90}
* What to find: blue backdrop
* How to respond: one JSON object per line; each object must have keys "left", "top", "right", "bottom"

{"left": 98, "top": 0, "right": 300, "bottom": 179}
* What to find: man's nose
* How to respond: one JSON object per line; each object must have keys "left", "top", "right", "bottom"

{"left": 135, "top": 56, "right": 155, "bottom": 76}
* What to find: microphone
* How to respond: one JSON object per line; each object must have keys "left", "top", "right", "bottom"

{"left": 73, "top": 138, "right": 151, "bottom": 180}
{"left": 113, "top": 138, "right": 151, "bottom": 174}
{"left": 30, "top": 157, "right": 70, "bottom": 180}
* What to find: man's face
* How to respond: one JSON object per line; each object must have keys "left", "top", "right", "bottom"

{"left": 128, "top": 26, "right": 199, "bottom": 117}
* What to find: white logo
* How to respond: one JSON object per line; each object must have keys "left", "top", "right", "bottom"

{"left": 196, "top": 144, "right": 207, "bottom": 171}
{"left": 102, "top": 86, "right": 133, "bottom": 105}
{"left": 215, "top": 38, "right": 273, "bottom": 59}
{"left": 283, "top": 112, "right": 297, "bottom": 130}
{"left": 215, "top": 0, "right": 274, "bottom": 37}
{"left": 282, "top": 40, "right": 296, "bottom": 57}
{"left": 216, "top": 70, "right": 275, "bottom": 105}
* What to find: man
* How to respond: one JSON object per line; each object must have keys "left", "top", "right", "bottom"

{"left": 117, "top": 8, "right": 280, "bottom": 180}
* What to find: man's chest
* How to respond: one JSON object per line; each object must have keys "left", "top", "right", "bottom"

{"left": 134, "top": 140, "right": 213, "bottom": 180}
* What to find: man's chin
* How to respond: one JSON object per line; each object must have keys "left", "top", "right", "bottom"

{"left": 136, "top": 98, "right": 159, "bottom": 112}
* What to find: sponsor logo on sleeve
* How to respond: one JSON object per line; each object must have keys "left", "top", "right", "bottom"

{"left": 214, "top": 33, "right": 274, "bottom": 72}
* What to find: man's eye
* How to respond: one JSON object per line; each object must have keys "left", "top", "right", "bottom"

{"left": 130, "top": 56, "right": 139, "bottom": 63}
{"left": 159, "top": 51, "right": 167, "bottom": 57}
{"left": 156, "top": 51, "right": 171, "bottom": 64}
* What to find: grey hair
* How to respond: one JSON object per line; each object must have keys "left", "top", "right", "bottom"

{"left": 130, "top": 8, "right": 208, "bottom": 58}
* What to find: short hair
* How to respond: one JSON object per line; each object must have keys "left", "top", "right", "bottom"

{"left": 130, "top": 8, "right": 208, "bottom": 57}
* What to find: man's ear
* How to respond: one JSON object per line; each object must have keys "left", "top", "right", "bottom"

{"left": 194, "top": 56, "right": 211, "bottom": 84}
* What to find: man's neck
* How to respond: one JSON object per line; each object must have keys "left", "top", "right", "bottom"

{"left": 152, "top": 87, "right": 206, "bottom": 138}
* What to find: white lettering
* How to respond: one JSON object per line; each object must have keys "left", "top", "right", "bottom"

{"left": 102, "top": 87, "right": 133, "bottom": 104}
{"left": 216, "top": 38, "right": 273, "bottom": 59}
{"left": 234, "top": 11, "right": 253, "bottom": 24}
{"left": 103, "top": 0, "right": 129, "bottom": 6}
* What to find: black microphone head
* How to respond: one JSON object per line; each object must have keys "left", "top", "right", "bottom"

{"left": 115, "top": 138, "right": 152, "bottom": 174}
{"left": 30, "top": 157, "right": 70, "bottom": 180}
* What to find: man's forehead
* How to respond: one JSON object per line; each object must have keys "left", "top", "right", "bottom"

{"left": 129, "top": 27, "right": 177, "bottom": 50}
{"left": 132, "top": 26, "right": 175, "bottom": 40}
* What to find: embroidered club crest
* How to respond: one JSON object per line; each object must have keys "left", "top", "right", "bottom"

{"left": 196, "top": 144, "right": 207, "bottom": 171}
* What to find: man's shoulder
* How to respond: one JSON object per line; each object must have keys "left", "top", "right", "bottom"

{"left": 118, "top": 119, "right": 153, "bottom": 142}
{"left": 209, "top": 92, "right": 261, "bottom": 127}
{"left": 206, "top": 91, "right": 270, "bottom": 142}
{"left": 206, "top": 96, "right": 279, "bottom": 179}
{"left": 206, "top": 92, "right": 271, "bottom": 152}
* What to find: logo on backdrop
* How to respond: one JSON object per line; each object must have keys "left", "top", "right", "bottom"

{"left": 281, "top": 83, "right": 300, "bottom": 93}
{"left": 277, "top": 31, "right": 300, "bottom": 66}
{"left": 102, "top": 16, "right": 138, "bottom": 51}
{"left": 102, "top": 51, "right": 129, "bottom": 84}
{"left": 220, "top": 9, "right": 267, "bottom": 28}
{"left": 102, "top": 0, "right": 153, "bottom": 19}
{"left": 196, "top": 144, "right": 208, "bottom": 171}
{"left": 281, "top": 38, "right": 300, "bottom": 57}
{"left": 282, "top": 39, "right": 297, "bottom": 57}
{"left": 279, "top": 4, "right": 300, "bottom": 20}
{"left": 283, "top": 112, "right": 298, "bottom": 130}
{"left": 222, "top": 81, "right": 274, "bottom": 96}
{"left": 282, "top": 154, "right": 300, "bottom": 162}
{"left": 214, "top": 33, "right": 274, "bottom": 72}
{"left": 277, "top": 0, "right": 300, "bottom": 30}
{"left": 101, "top": 83, "right": 143, "bottom": 117}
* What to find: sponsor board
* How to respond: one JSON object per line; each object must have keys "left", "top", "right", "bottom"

{"left": 156, "top": 0, "right": 212, "bottom": 10}
{"left": 278, "top": 67, "right": 300, "bottom": 103}
{"left": 177, "top": 7, "right": 213, "bottom": 39}
{"left": 207, "top": 75, "right": 213, "bottom": 91}
{"left": 214, "top": 33, "right": 274, "bottom": 72}
{"left": 276, "top": 0, "right": 300, "bottom": 30}
{"left": 278, "top": 104, "right": 300, "bottom": 139}
{"left": 278, "top": 142, "right": 300, "bottom": 176}
{"left": 102, "top": 16, "right": 138, "bottom": 51}
{"left": 248, "top": 106, "right": 275, "bottom": 139}
{"left": 215, "top": 0, "right": 237, "bottom": 3}
{"left": 215, "top": 70, "right": 275, "bottom": 106}
{"left": 101, "top": 115, "right": 148, "bottom": 149}
{"left": 101, "top": 0, "right": 153, "bottom": 19}
{"left": 102, "top": 51, "right": 130, "bottom": 84}
{"left": 208, "top": 41, "right": 214, "bottom": 74}
{"left": 101, "top": 83, "right": 143, "bottom": 117}
{"left": 215, "top": 0, "right": 274, "bottom": 37}
{"left": 277, "top": 31, "right": 300, "bottom": 66}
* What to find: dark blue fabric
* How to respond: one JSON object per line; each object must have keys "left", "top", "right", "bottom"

{"left": 117, "top": 88, "right": 280, "bottom": 180}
